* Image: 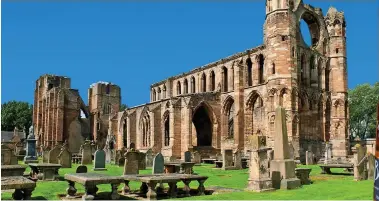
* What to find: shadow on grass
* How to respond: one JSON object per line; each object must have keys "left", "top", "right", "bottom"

{"left": 31, "top": 196, "right": 48, "bottom": 200}
{"left": 325, "top": 172, "right": 353, "bottom": 176}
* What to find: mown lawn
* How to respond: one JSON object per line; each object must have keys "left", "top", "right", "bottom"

{"left": 1, "top": 162, "right": 373, "bottom": 200}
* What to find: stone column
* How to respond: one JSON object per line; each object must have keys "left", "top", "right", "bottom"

{"left": 234, "top": 62, "right": 245, "bottom": 149}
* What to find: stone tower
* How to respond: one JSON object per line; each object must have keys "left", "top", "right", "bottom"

{"left": 88, "top": 82, "right": 121, "bottom": 149}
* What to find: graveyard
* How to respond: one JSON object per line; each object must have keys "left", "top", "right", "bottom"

{"left": 0, "top": 161, "right": 373, "bottom": 200}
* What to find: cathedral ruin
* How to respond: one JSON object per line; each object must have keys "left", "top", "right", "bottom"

{"left": 32, "top": 0, "right": 349, "bottom": 162}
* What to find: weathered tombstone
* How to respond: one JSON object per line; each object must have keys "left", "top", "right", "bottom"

{"left": 1, "top": 144, "right": 18, "bottom": 165}
{"left": 129, "top": 142, "right": 135, "bottom": 149}
{"left": 324, "top": 143, "right": 332, "bottom": 164}
{"left": 123, "top": 151, "right": 139, "bottom": 175}
{"left": 138, "top": 152, "right": 146, "bottom": 170}
{"left": 81, "top": 141, "right": 92, "bottom": 165}
{"left": 184, "top": 151, "right": 191, "bottom": 162}
{"left": 246, "top": 135, "right": 274, "bottom": 192}
{"left": 146, "top": 149, "right": 153, "bottom": 167}
{"left": 42, "top": 149, "right": 50, "bottom": 163}
{"left": 222, "top": 149, "right": 234, "bottom": 170}
{"left": 270, "top": 107, "right": 301, "bottom": 189}
{"left": 58, "top": 143, "right": 72, "bottom": 168}
{"left": 105, "top": 148, "right": 112, "bottom": 164}
{"left": 48, "top": 145, "right": 62, "bottom": 164}
{"left": 306, "top": 151, "right": 315, "bottom": 165}
{"left": 23, "top": 128, "right": 38, "bottom": 164}
{"left": 94, "top": 149, "right": 107, "bottom": 171}
{"left": 353, "top": 144, "right": 367, "bottom": 181}
{"left": 216, "top": 153, "right": 222, "bottom": 161}
{"left": 192, "top": 151, "right": 201, "bottom": 164}
{"left": 368, "top": 153, "right": 375, "bottom": 179}
{"left": 76, "top": 165, "right": 88, "bottom": 173}
{"left": 234, "top": 149, "right": 242, "bottom": 169}
{"left": 152, "top": 153, "right": 165, "bottom": 174}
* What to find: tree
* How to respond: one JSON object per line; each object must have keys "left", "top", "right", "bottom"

{"left": 349, "top": 82, "right": 379, "bottom": 139}
{"left": 1, "top": 101, "right": 33, "bottom": 137}
{"left": 120, "top": 104, "right": 128, "bottom": 111}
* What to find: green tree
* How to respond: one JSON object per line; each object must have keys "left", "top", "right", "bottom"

{"left": 1, "top": 101, "right": 33, "bottom": 136}
{"left": 349, "top": 82, "right": 379, "bottom": 139}
{"left": 120, "top": 104, "right": 128, "bottom": 111}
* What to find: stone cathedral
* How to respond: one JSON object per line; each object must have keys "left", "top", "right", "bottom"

{"left": 33, "top": 0, "right": 349, "bottom": 162}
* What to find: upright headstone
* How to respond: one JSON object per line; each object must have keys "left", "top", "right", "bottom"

{"left": 23, "top": 128, "right": 38, "bottom": 164}
{"left": 152, "top": 153, "right": 165, "bottom": 174}
{"left": 353, "top": 144, "right": 367, "bottom": 181}
{"left": 48, "top": 145, "right": 62, "bottom": 164}
{"left": 1, "top": 144, "right": 18, "bottom": 165}
{"left": 184, "top": 151, "right": 191, "bottom": 162}
{"left": 222, "top": 149, "right": 234, "bottom": 170}
{"left": 192, "top": 151, "right": 201, "bottom": 164}
{"left": 234, "top": 149, "right": 242, "bottom": 169}
{"left": 138, "top": 152, "right": 146, "bottom": 170}
{"left": 76, "top": 165, "right": 88, "bottom": 173}
{"left": 306, "top": 151, "right": 315, "bottom": 165}
{"left": 246, "top": 135, "right": 274, "bottom": 192}
{"left": 216, "top": 153, "right": 222, "bottom": 161}
{"left": 105, "top": 148, "right": 112, "bottom": 164}
{"left": 129, "top": 143, "right": 135, "bottom": 149}
{"left": 81, "top": 141, "right": 92, "bottom": 165}
{"left": 118, "top": 149, "right": 126, "bottom": 167}
{"left": 324, "top": 143, "right": 332, "bottom": 164}
{"left": 146, "top": 149, "right": 154, "bottom": 167}
{"left": 368, "top": 153, "right": 375, "bottom": 179}
{"left": 288, "top": 142, "right": 295, "bottom": 159}
{"left": 270, "top": 107, "right": 301, "bottom": 189}
{"left": 58, "top": 143, "right": 72, "bottom": 168}
{"left": 123, "top": 151, "right": 139, "bottom": 175}
{"left": 94, "top": 149, "right": 107, "bottom": 171}
{"left": 42, "top": 149, "right": 50, "bottom": 163}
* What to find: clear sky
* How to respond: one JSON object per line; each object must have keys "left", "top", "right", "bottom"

{"left": 2, "top": 1, "right": 378, "bottom": 107}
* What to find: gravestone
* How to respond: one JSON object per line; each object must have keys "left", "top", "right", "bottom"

{"left": 123, "top": 151, "right": 139, "bottom": 175}
{"left": 353, "top": 144, "right": 367, "bottom": 181}
{"left": 324, "top": 143, "right": 332, "bottom": 164}
{"left": 216, "top": 153, "right": 222, "bottom": 161}
{"left": 1, "top": 144, "right": 18, "bottom": 165}
{"left": 48, "top": 145, "right": 62, "bottom": 164}
{"left": 306, "top": 151, "right": 315, "bottom": 165}
{"left": 184, "top": 151, "right": 191, "bottom": 162}
{"left": 246, "top": 135, "right": 274, "bottom": 192}
{"left": 58, "top": 143, "right": 72, "bottom": 168}
{"left": 192, "top": 151, "right": 201, "bottom": 164}
{"left": 145, "top": 149, "right": 153, "bottom": 167}
{"left": 94, "top": 149, "right": 107, "bottom": 171}
{"left": 105, "top": 148, "right": 112, "bottom": 164}
{"left": 234, "top": 149, "right": 242, "bottom": 169}
{"left": 270, "top": 107, "right": 301, "bottom": 189}
{"left": 129, "top": 143, "right": 135, "bottom": 149}
{"left": 138, "top": 152, "right": 146, "bottom": 170}
{"left": 42, "top": 149, "right": 50, "bottom": 163}
{"left": 76, "top": 165, "right": 88, "bottom": 173}
{"left": 368, "top": 153, "right": 375, "bottom": 179}
{"left": 81, "top": 141, "right": 92, "bottom": 165}
{"left": 222, "top": 149, "right": 234, "bottom": 170}
{"left": 23, "top": 130, "right": 38, "bottom": 164}
{"left": 288, "top": 142, "right": 295, "bottom": 159}
{"left": 152, "top": 153, "right": 165, "bottom": 174}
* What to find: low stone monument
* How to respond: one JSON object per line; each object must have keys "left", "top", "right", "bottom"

{"left": 23, "top": 127, "right": 38, "bottom": 164}
{"left": 192, "top": 151, "right": 201, "bottom": 164}
{"left": 324, "top": 143, "right": 332, "bottom": 164}
{"left": 94, "top": 148, "right": 107, "bottom": 171}
{"left": 246, "top": 135, "right": 274, "bottom": 192}
{"left": 48, "top": 144, "right": 62, "bottom": 164}
{"left": 367, "top": 153, "right": 375, "bottom": 179}
{"left": 353, "top": 144, "right": 368, "bottom": 181}
{"left": 2, "top": 143, "right": 18, "bottom": 165}
{"left": 58, "top": 142, "right": 72, "bottom": 168}
{"left": 306, "top": 151, "right": 315, "bottom": 165}
{"left": 123, "top": 150, "right": 139, "bottom": 175}
{"left": 288, "top": 142, "right": 295, "bottom": 159}
{"left": 138, "top": 151, "right": 146, "bottom": 170}
{"left": 76, "top": 165, "right": 88, "bottom": 173}
{"left": 81, "top": 140, "right": 92, "bottom": 165}
{"left": 222, "top": 149, "right": 234, "bottom": 170}
{"left": 270, "top": 107, "right": 301, "bottom": 189}
{"left": 234, "top": 149, "right": 242, "bottom": 169}
{"left": 42, "top": 148, "right": 50, "bottom": 163}
{"left": 184, "top": 151, "right": 192, "bottom": 162}
{"left": 152, "top": 153, "right": 164, "bottom": 174}
{"left": 146, "top": 149, "right": 153, "bottom": 167}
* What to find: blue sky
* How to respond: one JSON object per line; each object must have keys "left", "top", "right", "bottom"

{"left": 2, "top": 1, "right": 378, "bottom": 107}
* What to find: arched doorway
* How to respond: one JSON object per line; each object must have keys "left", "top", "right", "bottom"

{"left": 192, "top": 105, "right": 212, "bottom": 146}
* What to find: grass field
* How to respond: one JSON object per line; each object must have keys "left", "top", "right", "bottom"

{"left": 1, "top": 162, "right": 373, "bottom": 200}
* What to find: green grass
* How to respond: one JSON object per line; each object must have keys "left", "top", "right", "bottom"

{"left": 1, "top": 162, "right": 373, "bottom": 200}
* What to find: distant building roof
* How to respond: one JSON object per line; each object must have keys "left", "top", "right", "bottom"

{"left": 1, "top": 131, "right": 25, "bottom": 143}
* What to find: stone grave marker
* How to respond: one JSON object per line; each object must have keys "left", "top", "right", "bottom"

{"left": 138, "top": 151, "right": 146, "bottom": 170}
{"left": 23, "top": 131, "right": 38, "bottom": 164}
{"left": 270, "top": 107, "right": 300, "bottom": 189}
{"left": 81, "top": 141, "right": 92, "bottom": 165}
{"left": 146, "top": 149, "right": 153, "bottom": 167}
{"left": 152, "top": 153, "right": 164, "bottom": 174}
{"left": 48, "top": 145, "right": 62, "bottom": 164}
{"left": 234, "top": 149, "right": 242, "bottom": 169}
{"left": 192, "top": 151, "right": 201, "bottom": 164}
{"left": 123, "top": 151, "right": 139, "bottom": 175}
{"left": 222, "top": 149, "right": 233, "bottom": 170}
{"left": 368, "top": 153, "right": 375, "bottom": 179}
{"left": 129, "top": 142, "right": 135, "bottom": 149}
{"left": 184, "top": 151, "right": 191, "bottom": 162}
{"left": 353, "top": 144, "right": 367, "bottom": 181}
{"left": 216, "top": 153, "right": 222, "bottom": 161}
{"left": 42, "top": 149, "right": 50, "bottom": 163}
{"left": 1, "top": 144, "right": 18, "bottom": 165}
{"left": 94, "top": 149, "right": 107, "bottom": 171}
{"left": 246, "top": 135, "right": 274, "bottom": 192}
{"left": 58, "top": 143, "right": 72, "bottom": 168}
{"left": 288, "top": 142, "right": 295, "bottom": 159}
{"left": 306, "top": 151, "right": 315, "bottom": 165}
{"left": 76, "top": 165, "right": 88, "bottom": 173}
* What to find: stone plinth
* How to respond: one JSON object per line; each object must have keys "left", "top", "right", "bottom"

{"left": 24, "top": 134, "right": 38, "bottom": 164}
{"left": 295, "top": 168, "right": 312, "bottom": 185}
{"left": 1, "top": 165, "right": 27, "bottom": 177}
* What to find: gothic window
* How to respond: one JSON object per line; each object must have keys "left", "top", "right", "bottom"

{"left": 227, "top": 101, "right": 235, "bottom": 138}
{"left": 201, "top": 73, "right": 206, "bottom": 92}
{"left": 222, "top": 67, "right": 228, "bottom": 92}
{"left": 247, "top": 58, "right": 253, "bottom": 86}
{"left": 258, "top": 54, "right": 265, "bottom": 84}
{"left": 163, "top": 85, "right": 166, "bottom": 99}
{"left": 301, "top": 54, "right": 306, "bottom": 85}
{"left": 123, "top": 119, "right": 127, "bottom": 147}
{"left": 210, "top": 71, "right": 215, "bottom": 91}
{"left": 164, "top": 114, "right": 170, "bottom": 146}
{"left": 141, "top": 114, "right": 151, "bottom": 147}
{"left": 157, "top": 87, "right": 161, "bottom": 100}
{"left": 177, "top": 81, "right": 181, "bottom": 95}
{"left": 184, "top": 79, "right": 188, "bottom": 94}
{"left": 272, "top": 63, "right": 276, "bottom": 74}
{"left": 152, "top": 89, "right": 156, "bottom": 101}
{"left": 191, "top": 76, "right": 196, "bottom": 93}
{"left": 104, "top": 104, "right": 112, "bottom": 114}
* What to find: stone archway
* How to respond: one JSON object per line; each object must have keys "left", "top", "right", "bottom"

{"left": 192, "top": 105, "right": 213, "bottom": 146}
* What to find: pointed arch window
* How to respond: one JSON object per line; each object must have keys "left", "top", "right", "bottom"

{"left": 227, "top": 101, "right": 235, "bottom": 138}
{"left": 184, "top": 79, "right": 188, "bottom": 94}
{"left": 201, "top": 73, "right": 206, "bottom": 92}
{"left": 247, "top": 58, "right": 253, "bottom": 86}
{"left": 222, "top": 67, "right": 228, "bottom": 92}
{"left": 177, "top": 81, "right": 181, "bottom": 95}
{"left": 164, "top": 113, "right": 170, "bottom": 146}
{"left": 210, "top": 71, "right": 215, "bottom": 91}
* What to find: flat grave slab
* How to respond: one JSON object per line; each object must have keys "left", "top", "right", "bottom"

{"left": 1, "top": 176, "right": 36, "bottom": 200}
{"left": 1, "top": 165, "right": 27, "bottom": 177}
{"left": 28, "top": 163, "right": 62, "bottom": 181}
